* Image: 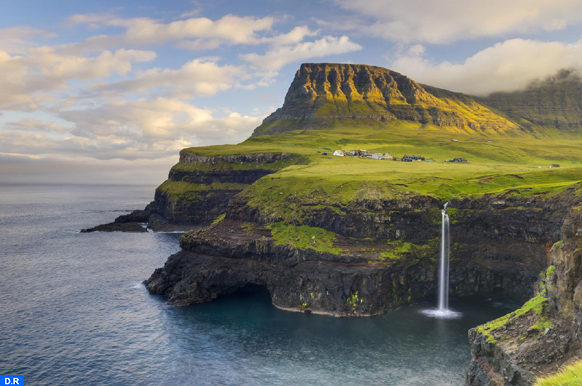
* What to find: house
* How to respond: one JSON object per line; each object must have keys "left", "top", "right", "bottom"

{"left": 333, "top": 150, "right": 344, "bottom": 157}
{"left": 401, "top": 155, "right": 425, "bottom": 162}
{"left": 549, "top": 164, "right": 560, "bottom": 168}
{"left": 447, "top": 157, "right": 468, "bottom": 163}
{"left": 384, "top": 153, "right": 394, "bottom": 160}
{"left": 354, "top": 150, "right": 369, "bottom": 157}
{"left": 371, "top": 153, "right": 383, "bottom": 160}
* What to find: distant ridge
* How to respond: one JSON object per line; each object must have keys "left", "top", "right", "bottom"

{"left": 253, "top": 63, "right": 522, "bottom": 136}
{"left": 479, "top": 69, "right": 582, "bottom": 134}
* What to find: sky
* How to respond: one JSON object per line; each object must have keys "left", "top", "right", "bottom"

{"left": 2, "top": 0, "right": 582, "bottom": 185}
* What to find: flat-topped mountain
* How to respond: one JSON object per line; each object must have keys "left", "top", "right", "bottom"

{"left": 253, "top": 63, "right": 522, "bottom": 136}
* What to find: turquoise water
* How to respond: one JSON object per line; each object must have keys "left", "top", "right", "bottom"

{"left": 0, "top": 184, "right": 515, "bottom": 385}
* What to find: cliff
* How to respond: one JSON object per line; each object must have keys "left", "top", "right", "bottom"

{"left": 253, "top": 63, "right": 522, "bottom": 136}
{"left": 467, "top": 206, "right": 582, "bottom": 385}
{"left": 145, "top": 186, "right": 582, "bottom": 317}
{"left": 83, "top": 151, "right": 304, "bottom": 232}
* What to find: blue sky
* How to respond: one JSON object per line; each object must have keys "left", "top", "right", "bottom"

{"left": 2, "top": 0, "right": 582, "bottom": 184}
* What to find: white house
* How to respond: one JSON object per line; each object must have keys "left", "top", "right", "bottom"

{"left": 333, "top": 150, "right": 345, "bottom": 157}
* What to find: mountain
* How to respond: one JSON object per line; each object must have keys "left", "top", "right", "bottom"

{"left": 480, "top": 69, "right": 582, "bottom": 134}
{"left": 253, "top": 63, "right": 522, "bottom": 136}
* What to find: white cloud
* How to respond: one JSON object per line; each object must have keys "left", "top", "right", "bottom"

{"left": 241, "top": 35, "right": 362, "bottom": 72}
{"left": 54, "top": 97, "right": 262, "bottom": 156}
{"left": 391, "top": 38, "right": 582, "bottom": 95}
{"left": 70, "top": 13, "right": 275, "bottom": 48}
{"left": 0, "top": 47, "right": 156, "bottom": 110}
{"left": 335, "top": 0, "right": 582, "bottom": 43}
{"left": 0, "top": 27, "right": 56, "bottom": 52}
{"left": 1, "top": 99, "right": 261, "bottom": 162}
{"left": 92, "top": 58, "right": 244, "bottom": 98}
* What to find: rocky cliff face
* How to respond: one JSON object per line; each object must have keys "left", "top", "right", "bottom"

{"left": 145, "top": 185, "right": 582, "bottom": 318}
{"left": 466, "top": 205, "right": 582, "bottom": 385}
{"left": 143, "top": 151, "right": 301, "bottom": 229}
{"left": 82, "top": 151, "right": 303, "bottom": 232}
{"left": 253, "top": 63, "right": 521, "bottom": 136}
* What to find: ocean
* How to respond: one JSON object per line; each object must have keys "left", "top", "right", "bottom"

{"left": 0, "top": 183, "right": 515, "bottom": 385}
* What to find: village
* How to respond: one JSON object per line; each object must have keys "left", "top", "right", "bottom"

{"left": 327, "top": 149, "right": 468, "bottom": 163}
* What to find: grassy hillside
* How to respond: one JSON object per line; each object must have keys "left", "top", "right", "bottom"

{"left": 180, "top": 121, "right": 582, "bottom": 218}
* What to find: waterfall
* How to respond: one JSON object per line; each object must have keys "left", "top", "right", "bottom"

{"left": 438, "top": 203, "right": 450, "bottom": 311}
{"left": 420, "top": 202, "right": 461, "bottom": 319}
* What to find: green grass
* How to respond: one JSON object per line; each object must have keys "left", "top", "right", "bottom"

{"left": 211, "top": 213, "right": 225, "bottom": 226}
{"left": 536, "top": 360, "right": 582, "bottom": 386}
{"left": 171, "top": 120, "right": 582, "bottom": 220}
{"left": 267, "top": 222, "right": 342, "bottom": 254}
{"left": 476, "top": 293, "right": 550, "bottom": 343}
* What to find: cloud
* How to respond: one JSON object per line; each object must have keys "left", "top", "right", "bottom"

{"left": 0, "top": 47, "right": 156, "bottom": 110}
{"left": 70, "top": 13, "right": 275, "bottom": 48}
{"left": 0, "top": 27, "right": 56, "bottom": 52}
{"left": 6, "top": 118, "right": 70, "bottom": 133}
{"left": 0, "top": 152, "right": 176, "bottom": 185}
{"left": 92, "top": 58, "right": 245, "bottom": 98}
{"left": 391, "top": 38, "right": 582, "bottom": 95}
{"left": 241, "top": 35, "right": 362, "bottom": 72}
{"left": 334, "top": 0, "right": 582, "bottom": 43}
{"left": 51, "top": 97, "right": 262, "bottom": 158}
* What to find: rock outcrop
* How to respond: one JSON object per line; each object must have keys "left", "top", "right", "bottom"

{"left": 466, "top": 206, "right": 582, "bottom": 385}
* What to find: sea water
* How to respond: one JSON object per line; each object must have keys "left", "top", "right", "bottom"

{"left": 0, "top": 184, "right": 516, "bottom": 385}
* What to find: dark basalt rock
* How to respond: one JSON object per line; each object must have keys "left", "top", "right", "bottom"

{"left": 81, "top": 221, "right": 147, "bottom": 233}
{"left": 81, "top": 152, "right": 300, "bottom": 232}
{"left": 145, "top": 250, "right": 431, "bottom": 316}
{"left": 466, "top": 207, "right": 582, "bottom": 385}
{"left": 145, "top": 184, "right": 582, "bottom": 319}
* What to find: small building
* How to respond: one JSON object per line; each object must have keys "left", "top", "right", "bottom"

{"left": 401, "top": 155, "right": 425, "bottom": 162}
{"left": 447, "top": 157, "right": 468, "bottom": 163}
{"left": 371, "top": 153, "right": 384, "bottom": 160}
{"left": 425, "top": 158, "right": 434, "bottom": 162}
{"left": 384, "top": 153, "right": 394, "bottom": 160}
{"left": 549, "top": 164, "right": 560, "bottom": 168}
{"left": 354, "top": 150, "right": 369, "bottom": 157}
{"left": 333, "top": 150, "right": 344, "bottom": 157}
